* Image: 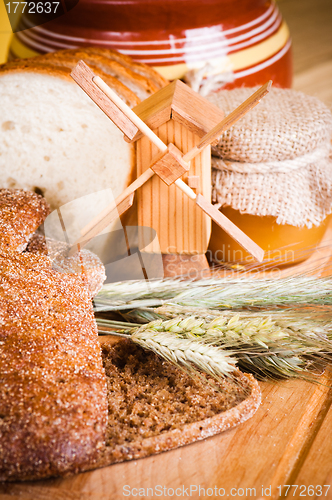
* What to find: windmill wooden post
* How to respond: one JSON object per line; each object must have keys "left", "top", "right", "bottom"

{"left": 128, "top": 80, "right": 224, "bottom": 276}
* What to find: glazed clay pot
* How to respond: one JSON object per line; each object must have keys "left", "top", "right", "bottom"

{"left": 10, "top": 0, "right": 292, "bottom": 87}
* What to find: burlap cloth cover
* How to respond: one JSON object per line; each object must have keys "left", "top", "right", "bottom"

{"left": 207, "top": 87, "right": 332, "bottom": 228}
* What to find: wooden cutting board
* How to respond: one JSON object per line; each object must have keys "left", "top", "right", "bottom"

{"left": 1, "top": 370, "right": 332, "bottom": 500}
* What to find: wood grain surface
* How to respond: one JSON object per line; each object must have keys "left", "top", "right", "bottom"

{"left": 1, "top": 374, "right": 332, "bottom": 500}
{"left": 137, "top": 120, "right": 212, "bottom": 254}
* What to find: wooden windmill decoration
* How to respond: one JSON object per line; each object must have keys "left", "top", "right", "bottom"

{"left": 70, "top": 61, "right": 271, "bottom": 275}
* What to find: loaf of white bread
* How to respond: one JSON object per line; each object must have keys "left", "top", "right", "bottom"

{"left": 0, "top": 48, "right": 167, "bottom": 210}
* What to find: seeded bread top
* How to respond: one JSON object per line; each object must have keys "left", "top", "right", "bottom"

{"left": 0, "top": 189, "right": 50, "bottom": 253}
{"left": 0, "top": 252, "right": 108, "bottom": 482}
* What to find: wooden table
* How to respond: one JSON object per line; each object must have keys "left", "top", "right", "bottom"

{"left": 1, "top": 0, "right": 332, "bottom": 498}
{"left": 1, "top": 366, "right": 332, "bottom": 500}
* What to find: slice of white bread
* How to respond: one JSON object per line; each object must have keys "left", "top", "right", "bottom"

{"left": 0, "top": 50, "right": 167, "bottom": 210}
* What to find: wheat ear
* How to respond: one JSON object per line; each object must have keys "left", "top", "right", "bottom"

{"left": 96, "top": 317, "right": 238, "bottom": 383}
{"left": 99, "top": 310, "right": 332, "bottom": 380}
{"left": 149, "top": 312, "right": 332, "bottom": 379}
{"left": 94, "top": 276, "right": 332, "bottom": 312}
{"left": 131, "top": 327, "right": 237, "bottom": 381}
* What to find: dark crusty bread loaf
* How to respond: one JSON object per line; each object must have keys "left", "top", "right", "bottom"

{"left": 0, "top": 252, "right": 108, "bottom": 482}
{"left": 25, "top": 232, "right": 48, "bottom": 254}
{"left": 86, "top": 339, "right": 261, "bottom": 470}
{"left": 0, "top": 188, "right": 50, "bottom": 253}
{"left": 0, "top": 213, "right": 260, "bottom": 481}
{"left": 0, "top": 191, "right": 260, "bottom": 480}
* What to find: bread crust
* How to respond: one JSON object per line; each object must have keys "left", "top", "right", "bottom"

{"left": 80, "top": 47, "right": 168, "bottom": 89}
{"left": 0, "top": 58, "right": 140, "bottom": 108}
{"left": 0, "top": 47, "right": 168, "bottom": 107}
{"left": 0, "top": 58, "right": 74, "bottom": 80}
{"left": 97, "top": 373, "right": 260, "bottom": 467}
{"left": 26, "top": 235, "right": 106, "bottom": 297}
{"left": 0, "top": 299, "right": 260, "bottom": 482}
{"left": 37, "top": 49, "right": 163, "bottom": 96}
{"left": 0, "top": 252, "right": 108, "bottom": 482}
{"left": 0, "top": 189, "right": 50, "bottom": 253}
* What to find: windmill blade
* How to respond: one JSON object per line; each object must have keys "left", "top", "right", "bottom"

{"left": 68, "top": 164, "right": 157, "bottom": 255}
{"left": 68, "top": 192, "right": 135, "bottom": 256}
{"left": 196, "top": 194, "right": 264, "bottom": 262}
{"left": 69, "top": 169, "right": 263, "bottom": 261}
{"left": 70, "top": 161, "right": 194, "bottom": 254}
{"left": 71, "top": 61, "right": 139, "bottom": 141}
{"left": 71, "top": 63, "right": 184, "bottom": 249}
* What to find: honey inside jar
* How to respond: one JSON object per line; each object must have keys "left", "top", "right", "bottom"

{"left": 208, "top": 207, "right": 332, "bottom": 267}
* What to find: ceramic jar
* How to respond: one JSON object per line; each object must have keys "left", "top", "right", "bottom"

{"left": 10, "top": 0, "right": 292, "bottom": 88}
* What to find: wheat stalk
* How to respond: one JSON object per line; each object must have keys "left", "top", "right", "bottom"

{"left": 120, "top": 307, "right": 164, "bottom": 324}
{"left": 98, "top": 309, "right": 332, "bottom": 380}
{"left": 94, "top": 274, "right": 332, "bottom": 380}
{"left": 94, "top": 278, "right": 187, "bottom": 311}
{"left": 156, "top": 305, "right": 332, "bottom": 339}
{"left": 131, "top": 328, "right": 237, "bottom": 381}
{"left": 96, "top": 317, "right": 238, "bottom": 383}
{"left": 155, "top": 312, "right": 332, "bottom": 379}
{"left": 94, "top": 276, "right": 332, "bottom": 312}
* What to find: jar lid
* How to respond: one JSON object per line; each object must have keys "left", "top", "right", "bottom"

{"left": 207, "top": 87, "right": 332, "bottom": 163}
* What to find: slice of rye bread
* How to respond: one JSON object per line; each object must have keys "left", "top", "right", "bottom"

{"left": 0, "top": 188, "right": 50, "bottom": 253}
{"left": 83, "top": 339, "right": 261, "bottom": 470}
{"left": 0, "top": 49, "right": 167, "bottom": 211}
{"left": 0, "top": 252, "right": 108, "bottom": 482}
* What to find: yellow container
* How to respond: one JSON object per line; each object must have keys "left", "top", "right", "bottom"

{"left": 0, "top": 3, "right": 12, "bottom": 64}
{"left": 208, "top": 207, "right": 332, "bottom": 267}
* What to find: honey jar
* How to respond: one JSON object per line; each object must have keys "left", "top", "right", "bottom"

{"left": 207, "top": 86, "right": 332, "bottom": 267}
{"left": 209, "top": 208, "right": 332, "bottom": 267}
